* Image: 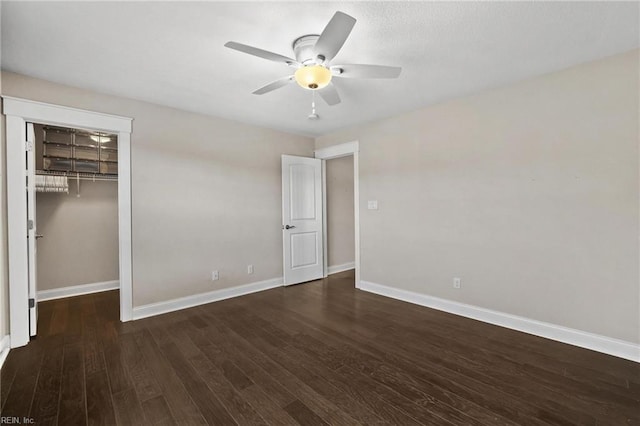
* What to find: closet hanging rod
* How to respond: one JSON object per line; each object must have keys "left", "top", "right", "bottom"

{"left": 36, "top": 171, "right": 118, "bottom": 182}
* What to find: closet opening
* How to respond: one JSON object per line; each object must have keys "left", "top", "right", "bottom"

{"left": 29, "top": 122, "right": 120, "bottom": 337}
{"left": 324, "top": 154, "right": 356, "bottom": 285}
{"left": 315, "top": 141, "right": 360, "bottom": 289}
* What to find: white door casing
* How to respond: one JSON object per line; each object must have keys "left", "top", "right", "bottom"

{"left": 26, "top": 123, "right": 37, "bottom": 336}
{"left": 6, "top": 114, "right": 30, "bottom": 346}
{"left": 282, "top": 155, "right": 324, "bottom": 285}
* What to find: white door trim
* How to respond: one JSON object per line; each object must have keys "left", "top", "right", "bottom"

{"left": 26, "top": 123, "right": 37, "bottom": 336}
{"left": 321, "top": 160, "right": 328, "bottom": 277}
{"left": 314, "top": 141, "right": 360, "bottom": 287}
{"left": 3, "top": 96, "right": 133, "bottom": 348}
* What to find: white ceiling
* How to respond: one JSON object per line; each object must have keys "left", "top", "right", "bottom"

{"left": 2, "top": 2, "right": 638, "bottom": 137}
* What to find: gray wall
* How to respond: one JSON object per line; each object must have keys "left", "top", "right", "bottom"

{"left": 326, "top": 156, "right": 355, "bottom": 268}
{"left": 36, "top": 180, "right": 119, "bottom": 291}
{"left": 2, "top": 71, "right": 314, "bottom": 307}
{"left": 316, "top": 49, "right": 640, "bottom": 344}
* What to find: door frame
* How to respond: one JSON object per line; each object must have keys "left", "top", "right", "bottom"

{"left": 3, "top": 96, "right": 134, "bottom": 348}
{"left": 314, "top": 141, "right": 360, "bottom": 288}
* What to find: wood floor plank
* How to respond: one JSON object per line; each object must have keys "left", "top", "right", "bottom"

{"left": 141, "top": 395, "right": 177, "bottom": 426}
{"left": 48, "top": 298, "right": 69, "bottom": 336}
{"left": 86, "top": 369, "right": 116, "bottom": 426}
{"left": 188, "top": 351, "right": 267, "bottom": 425}
{"left": 101, "top": 336, "right": 131, "bottom": 395}
{"left": 82, "top": 313, "right": 106, "bottom": 377}
{"left": 36, "top": 301, "right": 55, "bottom": 339}
{"left": 133, "top": 329, "right": 208, "bottom": 425}
{"left": 112, "top": 388, "right": 147, "bottom": 426}
{"left": 239, "top": 384, "right": 299, "bottom": 426}
{"left": 0, "top": 349, "right": 21, "bottom": 410}
{"left": 65, "top": 296, "right": 84, "bottom": 343}
{"left": 29, "top": 339, "right": 64, "bottom": 423}
{"left": 58, "top": 343, "right": 86, "bottom": 425}
{"left": 158, "top": 342, "right": 238, "bottom": 425}
{"left": 1, "top": 346, "right": 45, "bottom": 420}
{"left": 283, "top": 399, "right": 329, "bottom": 426}
{"left": 119, "top": 332, "right": 162, "bottom": 402}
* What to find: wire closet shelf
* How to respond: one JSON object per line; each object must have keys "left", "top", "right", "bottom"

{"left": 36, "top": 169, "right": 118, "bottom": 182}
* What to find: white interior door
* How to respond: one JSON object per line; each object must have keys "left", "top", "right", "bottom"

{"left": 282, "top": 155, "right": 324, "bottom": 285}
{"left": 26, "top": 122, "right": 38, "bottom": 336}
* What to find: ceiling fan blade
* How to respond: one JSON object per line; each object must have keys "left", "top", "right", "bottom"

{"left": 225, "top": 41, "right": 299, "bottom": 66}
{"left": 252, "top": 76, "right": 294, "bottom": 95}
{"left": 331, "top": 64, "right": 402, "bottom": 79}
{"left": 313, "top": 11, "right": 356, "bottom": 62}
{"left": 318, "top": 83, "right": 341, "bottom": 106}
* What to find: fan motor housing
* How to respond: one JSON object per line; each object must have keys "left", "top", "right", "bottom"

{"left": 292, "top": 34, "right": 321, "bottom": 65}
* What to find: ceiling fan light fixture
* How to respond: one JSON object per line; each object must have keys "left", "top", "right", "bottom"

{"left": 294, "top": 65, "right": 332, "bottom": 90}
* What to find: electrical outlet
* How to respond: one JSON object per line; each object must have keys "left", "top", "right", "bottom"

{"left": 247, "top": 264, "right": 254, "bottom": 274}
{"left": 212, "top": 270, "right": 219, "bottom": 281}
{"left": 453, "top": 277, "right": 461, "bottom": 289}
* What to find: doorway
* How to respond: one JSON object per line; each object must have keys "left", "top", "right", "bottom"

{"left": 4, "top": 97, "right": 133, "bottom": 348}
{"left": 324, "top": 155, "right": 355, "bottom": 280}
{"left": 315, "top": 141, "right": 360, "bottom": 287}
{"left": 31, "top": 123, "right": 120, "bottom": 336}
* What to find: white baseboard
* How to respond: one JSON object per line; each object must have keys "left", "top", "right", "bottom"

{"left": 0, "top": 335, "right": 11, "bottom": 369}
{"left": 328, "top": 262, "right": 355, "bottom": 275}
{"left": 359, "top": 280, "right": 640, "bottom": 363}
{"left": 37, "top": 280, "right": 120, "bottom": 301}
{"left": 133, "top": 277, "right": 283, "bottom": 320}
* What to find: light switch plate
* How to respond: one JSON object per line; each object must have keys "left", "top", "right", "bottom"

{"left": 367, "top": 200, "right": 378, "bottom": 210}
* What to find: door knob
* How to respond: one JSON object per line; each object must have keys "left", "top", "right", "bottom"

{"left": 285, "top": 225, "right": 296, "bottom": 230}
{"left": 35, "top": 234, "right": 44, "bottom": 239}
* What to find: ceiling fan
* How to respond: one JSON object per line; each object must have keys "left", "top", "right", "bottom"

{"left": 224, "top": 11, "right": 402, "bottom": 106}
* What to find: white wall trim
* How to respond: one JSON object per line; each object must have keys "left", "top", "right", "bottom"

{"left": 2, "top": 96, "right": 131, "bottom": 132}
{"left": 37, "top": 280, "right": 120, "bottom": 302}
{"left": 3, "top": 96, "right": 134, "bottom": 348}
{"left": 321, "top": 160, "right": 328, "bottom": 278}
{"left": 5, "top": 114, "right": 30, "bottom": 347}
{"left": 360, "top": 280, "right": 640, "bottom": 363}
{"left": 328, "top": 262, "right": 356, "bottom": 275}
{"left": 0, "top": 335, "right": 11, "bottom": 370}
{"left": 133, "top": 277, "right": 283, "bottom": 320}
{"left": 314, "top": 141, "right": 359, "bottom": 160}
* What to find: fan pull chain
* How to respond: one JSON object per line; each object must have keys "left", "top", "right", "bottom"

{"left": 308, "top": 91, "right": 319, "bottom": 120}
{"left": 312, "top": 91, "right": 316, "bottom": 114}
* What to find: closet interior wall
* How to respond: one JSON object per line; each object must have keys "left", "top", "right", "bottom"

{"left": 326, "top": 155, "right": 355, "bottom": 272}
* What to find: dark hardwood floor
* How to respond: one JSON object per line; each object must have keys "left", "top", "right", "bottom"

{"left": 1, "top": 270, "right": 638, "bottom": 425}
